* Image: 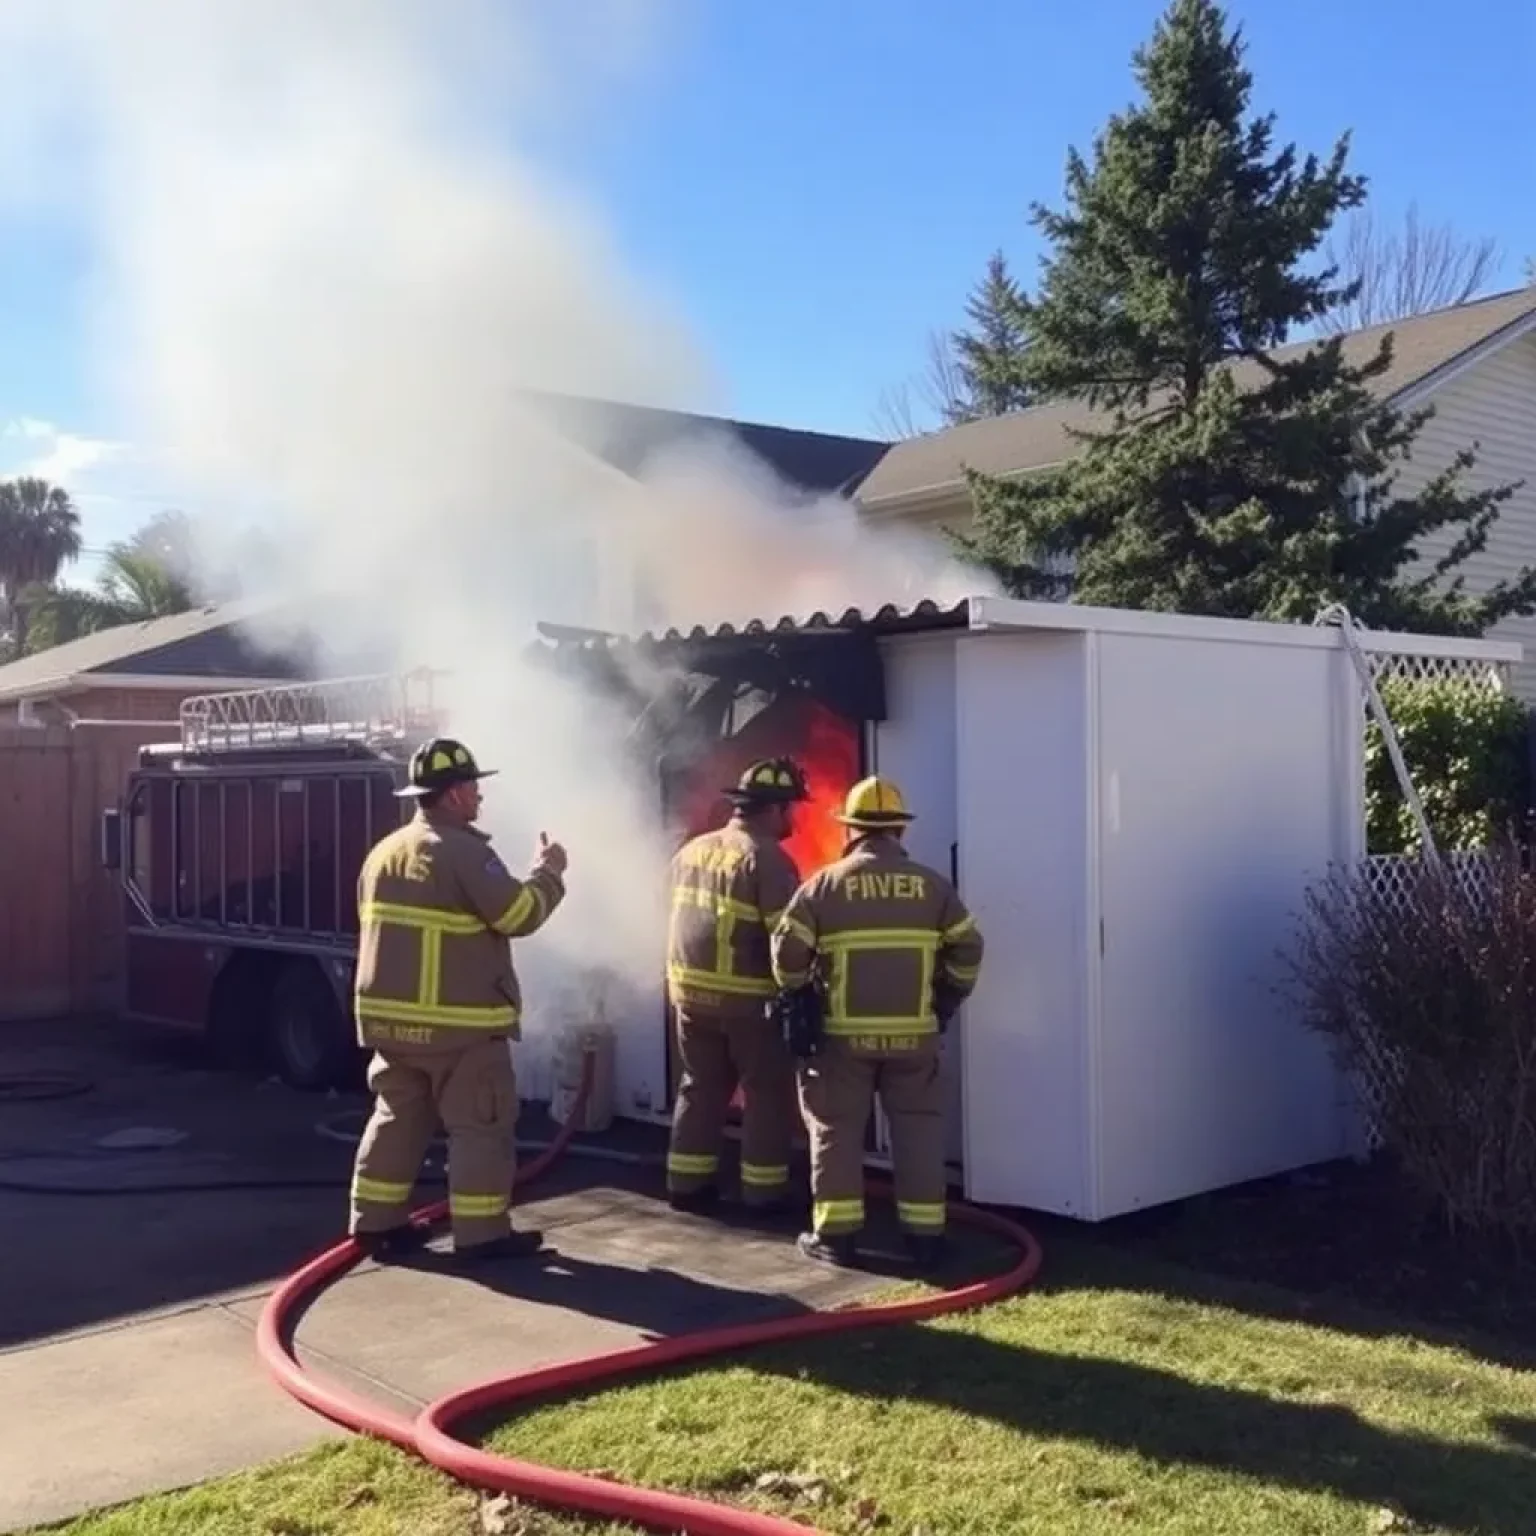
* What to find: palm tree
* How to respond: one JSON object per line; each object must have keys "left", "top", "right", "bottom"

{"left": 97, "top": 542, "right": 195, "bottom": 618}
{"left": 19, "top": 515, "right": 198, "bottom": 654}
{"left": 0, "top": 478, "right": 82, "bottom": 657}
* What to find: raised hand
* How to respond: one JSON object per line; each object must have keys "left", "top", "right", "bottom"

{"left": 536, "top": 831, "right": 569, "bottom": 876}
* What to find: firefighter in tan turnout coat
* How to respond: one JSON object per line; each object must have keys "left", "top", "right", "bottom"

{"left": 665, "top": 758, "right": 809, "bottom": 1214}
{"left": 348, "top": 736, "right": 567, "bottom": 1262}
{"left": 772, "top": 775, "right": 983, "bottom": 1270}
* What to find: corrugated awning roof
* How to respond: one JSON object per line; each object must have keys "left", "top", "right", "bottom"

{"left": 534, "top": 598, "right": 978, "bottom": 725}
{"left": 536, "top": 597, "right": 974, "bottom": 650}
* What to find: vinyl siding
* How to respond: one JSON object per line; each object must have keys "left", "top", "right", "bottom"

{"left": 1390, "top": 332, "right": 1536, "bottom": 698}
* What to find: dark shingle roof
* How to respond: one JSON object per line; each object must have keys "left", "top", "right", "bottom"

{"left": 0, "top": 600, "right": 308, "bottom": 701}
{"left": 520, "top": 391, "right": 889, "bottom": 497}
{"left": 858, "top": 287, "right": 1536, "bottom": 509}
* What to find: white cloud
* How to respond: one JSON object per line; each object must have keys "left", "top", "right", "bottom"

{"left": 0, "top": 416, "right": 183, "bottom": 579}
{"left": 3, "top": 416, "right": 57, "bottom": 441}
{"left": 5, "top": 420, "right": 122, "bottom": 484}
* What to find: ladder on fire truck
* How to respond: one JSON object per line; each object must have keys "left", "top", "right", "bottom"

{"left": 178, "top": 670, "right": 444, "bottom": 754}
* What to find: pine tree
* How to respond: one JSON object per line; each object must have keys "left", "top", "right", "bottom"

{"left": 953, "top": 0, "right": 1535, "bottom": 636}
{"left": 948, "top": 251, "right": 1033, "bottom": 422}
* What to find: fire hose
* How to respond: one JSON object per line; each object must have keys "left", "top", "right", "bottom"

{"left": 257, "top": 1048, "right": 1045, "bottom": 1536}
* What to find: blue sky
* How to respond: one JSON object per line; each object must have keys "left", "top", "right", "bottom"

{"left": 0, "top": 0, "right": 1531, "bottom": 576}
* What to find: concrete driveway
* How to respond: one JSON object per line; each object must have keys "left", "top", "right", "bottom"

{"left": 0, "top": 1018, "right": 896, "bottom": 1532}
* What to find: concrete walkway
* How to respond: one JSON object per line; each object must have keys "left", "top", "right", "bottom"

{"left": 0, "top": 1020, "right": 887, "bottom": 1532}
{"left": 3, "top": 1181, "right": 882, "bottom": 1532}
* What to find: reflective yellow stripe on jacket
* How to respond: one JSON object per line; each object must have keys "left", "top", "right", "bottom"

{"left": 819, "top": 927, "right": 939, "bottom": 1036}
{"left": 667, "top": 883, "right": 775, "bottom": 997}
{"left": 775, "top": 920, "right": 939, "bottom": 1034}
{"left": 771, "top": 839, "right": 985, "bottom": 1040}
{"left": 939, "top": 914, "right": 981, "bottom": 985}
{"left": 357, "top": 899, "right": 516, "bottom": 1029}
{"left": 493, "top": 882, "right": 548, "bottom": 938}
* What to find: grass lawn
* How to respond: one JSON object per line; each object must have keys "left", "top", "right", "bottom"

{"left": 43, "top": 1233, "right": 1536, "bottom": 1536}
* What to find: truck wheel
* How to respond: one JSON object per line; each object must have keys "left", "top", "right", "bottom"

{"left": 268, "top": 959, "right": 356, "bottom": 1092}
{"left": 207, "top": 954, "right": 273, "bottom": 1076}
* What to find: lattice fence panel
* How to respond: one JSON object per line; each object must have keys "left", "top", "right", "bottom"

{"left": 1349, "top": 850, "right": 1498, "bottom": 1150}
{"left": 1366, "top": 650, "right": 1513, "bottom": 691}
{"left": 1347, "top": 634, "right": 1509, "bottom": 1148}
{"left": 1360, "top": 849, "right": 1497, "bottom": 918}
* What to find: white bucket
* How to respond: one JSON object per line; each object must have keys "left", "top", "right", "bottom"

{"left": 549, "top": 1019, "right": 616, "bottom": 1134}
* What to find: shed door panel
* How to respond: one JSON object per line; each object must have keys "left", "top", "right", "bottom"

{"left": 1092, "top": 631, "right": 1352, "bottom": 1217}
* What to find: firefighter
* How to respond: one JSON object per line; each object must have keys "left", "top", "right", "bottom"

{"left": 665, "top": 757, "right": 809, "bottom": 1216}
{"left": 771, "top": 775, "right": 983, "bottom": 1270}
{"left": 347, "top": 736, "right": 568, "bottom": 1263}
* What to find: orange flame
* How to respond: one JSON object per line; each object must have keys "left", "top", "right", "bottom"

{"left": 666, "top": 694, "right": 862, "bottom": 880}
{"left": 781, "top": 701, "right": 860, "bottom": 880}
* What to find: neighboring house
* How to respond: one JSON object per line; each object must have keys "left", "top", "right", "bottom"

{"left": 0, "top": 600, "right": 307, "bottom": 726}
{"left": 0, "top": 405, "right": 892, "bottom": 718}
{"left": 520, "top": 391, "right": 891, "bottom": 629}
{"left": 855, "top": 287, "right": 1536, "bottom": 697}
{"left": 524, "top": 390, "right": 888, "bottom": 497}
{"left": 22, "top": 296, "right": 1525, "bottom": 717}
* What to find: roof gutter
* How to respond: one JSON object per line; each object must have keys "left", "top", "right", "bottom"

{"left": 858, "top": 461, "right": 1060, "bottom": 520}
{"left": 1386, "top": 305, "right": 1536, "bottom": 413}
{"left": 0, "top": 672, "right": 296, "bottom": 705}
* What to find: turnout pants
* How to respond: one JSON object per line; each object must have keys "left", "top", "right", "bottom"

{"left": 796, "top": 1035, "right": 946, "bottom": 1239}
{"left": 349, "top": 1037, "right": 519, "bottom": 1250}
{"left": 668, "top": 1006, "right": 794, "bottom": 1205}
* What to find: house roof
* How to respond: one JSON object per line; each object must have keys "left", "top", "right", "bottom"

{"left": 0, "top": 401, "right": 891, "bottom": 700}
{"left": 8, "top": 290, "right": 1529, "bottom": 699}
{"left": 0, "top": 599, "right": 308, "bottom": 702}
{"left": 521, "top": 391, "right": 889, "bottom": 498}
{"left": 857, "top": 286, "right": 1536, "bottom": 511}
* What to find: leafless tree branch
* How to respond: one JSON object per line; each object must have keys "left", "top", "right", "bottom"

{"left": 1321, "top": 203, "right": 1502, "bottom": 334}
{"left": 871, "top": 380, "right": 925, "bottom": 441}
{"left": 871, "top": 328, "right": 977, "bottom": 439}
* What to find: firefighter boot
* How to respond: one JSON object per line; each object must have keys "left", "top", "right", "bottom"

{"left": 454, "top": 1226, "right": 545, "bottom": 1264}
{"left": 904, "top": 1233, "right": 949, "bottom": 1271}
{"left": 730, "top": 1186, "right": 808, "bottom": 1229}
{"left": 796, "top": 1228, "right": 860, "bottom": 1267}
{"left": 667, "top": 1185, "right": 721, "bottom": 1216}
{"left": 354, "top": 1224, "right": 431, "bottom": 1262}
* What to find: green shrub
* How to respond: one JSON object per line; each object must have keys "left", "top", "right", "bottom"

{"left": 1365, "top": 675, "right": 1530, "bottom": 854}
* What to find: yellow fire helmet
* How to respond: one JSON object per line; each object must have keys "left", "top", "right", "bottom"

{"left": 834, "top": 774, "right": 914, "bottom": 829}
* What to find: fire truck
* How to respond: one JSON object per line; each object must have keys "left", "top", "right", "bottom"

{"left": 99, "top": 619, "right": 873, "bottom": 1102}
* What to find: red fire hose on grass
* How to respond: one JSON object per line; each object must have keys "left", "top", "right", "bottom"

{"left": 256, "top": 1052, "right": 1044, "bottom": 1536}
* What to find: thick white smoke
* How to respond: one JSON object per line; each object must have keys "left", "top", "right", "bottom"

{"left": 0, "top": 0, "right": 991, "bottom": 1104}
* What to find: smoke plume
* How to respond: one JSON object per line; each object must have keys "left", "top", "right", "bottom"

{"left": 0, "top": 0, "right": 990, "bottom": 1104}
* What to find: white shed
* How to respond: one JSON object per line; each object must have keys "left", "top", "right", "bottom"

{"left": 537, "top": 595, "right": 1522, "bottom": 1221}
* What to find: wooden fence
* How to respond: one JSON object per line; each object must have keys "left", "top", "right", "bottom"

{"left": 0, "top": 723, "right": 169, "bottom": 1021}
